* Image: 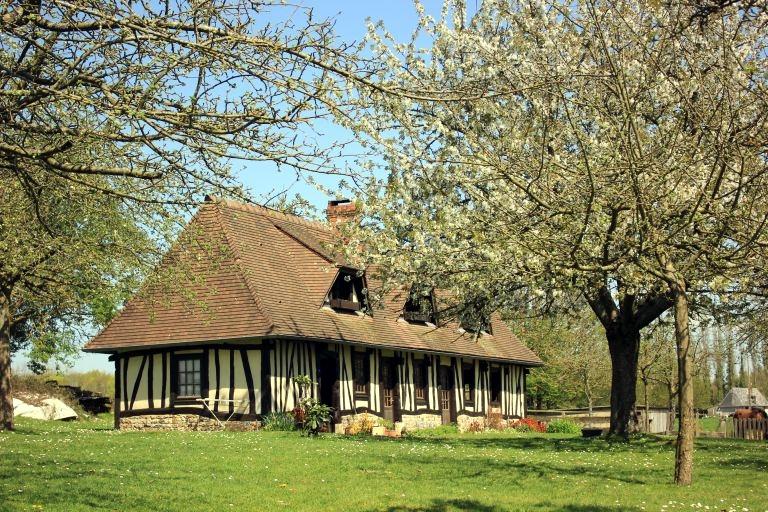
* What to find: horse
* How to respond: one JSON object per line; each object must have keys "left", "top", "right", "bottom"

{"left": 731, "top": 407, "right": 767, "bottom": 440}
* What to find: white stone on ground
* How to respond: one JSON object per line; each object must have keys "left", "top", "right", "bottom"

{"left": 13, "top": 398, "right": 47, "bottom": 420}
{"left": 40, "top": 398, "right": 78, "bottom": 420}
{"left": 13, "top": 397, "right": 78, "bottom": 420}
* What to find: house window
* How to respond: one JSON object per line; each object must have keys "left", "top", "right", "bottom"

{"left": 353, "top": 352, "right": 369, "bottom": 397}
{"left": 328, "top": 269, "right": 367, "bottom": 312}
{"left": 462, "top": 363, "right": 475, "bottom": 404}
{"left": 403, "top": 286, "right": 436, "bottom": 324}
{"left": 489, "top": 366, "right": 502, "bottom": 404}
{"left": 413, "top": 359, "right": 428, "bottom": 402}
{"left": 175, "top": 355, "right": 203, "bottom": 399}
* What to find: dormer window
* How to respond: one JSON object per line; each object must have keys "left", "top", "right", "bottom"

{"left": 403, "top": 286, "right": 436, "bottom": 324}
{"left": 327, "top": 268, "right": 367, "bottom": 312}
{"left": 460, "top": 308, "right": 492, "bottom": 335}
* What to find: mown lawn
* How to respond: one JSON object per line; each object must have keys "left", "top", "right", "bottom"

{"left": 1, "top": 417, "right": 766, "bottom": 512}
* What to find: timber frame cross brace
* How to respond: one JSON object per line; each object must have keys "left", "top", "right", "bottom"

{"left": 195, "top": 398, "right": 249, "bottom": 427}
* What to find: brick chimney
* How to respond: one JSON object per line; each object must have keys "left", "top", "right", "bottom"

{"left": 326, "top": 198, "right": 358, "bottom": 225}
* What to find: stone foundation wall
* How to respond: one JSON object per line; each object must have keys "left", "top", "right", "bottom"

{"left": 119, "top": 414, "right": 260, "bottom": 432}
{"left": 400, "top": 413, "right": 442, "bottom": 430}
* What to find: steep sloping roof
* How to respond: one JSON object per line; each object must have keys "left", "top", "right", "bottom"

{"left": 717, "top": 387, "right": 768, "bottom": 409}
{"left": 84, "top": 198, "right": 542, "bottom": 365}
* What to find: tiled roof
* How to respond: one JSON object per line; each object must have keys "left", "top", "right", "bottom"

{"left": 84, "top": 198, "right": 542, "bottom": 365}
{"left": 717, "top": 387, "right": 768, "bottom": 408}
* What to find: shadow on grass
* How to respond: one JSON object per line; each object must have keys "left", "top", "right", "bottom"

{"left": 714, "top": 455, "right": 768, "bottom": 471}
{"left": 395, "top": 433, "right": 670, "bottom": 455}
{"left": 367, "top": 499, "right": 641, "bottom": 512}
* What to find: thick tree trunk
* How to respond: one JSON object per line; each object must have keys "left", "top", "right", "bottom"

{"left": 672, "top": 287, "right": 694, "bottom": 486}
{"left": 606, "top": 324, "right": 641, "bottom": 438}
{"left": 0, "top": 289, "right": 13, "bottom": 431}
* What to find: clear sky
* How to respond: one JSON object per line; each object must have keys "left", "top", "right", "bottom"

{"left": 14, "top": 0, "right": 447, "bottom": 375}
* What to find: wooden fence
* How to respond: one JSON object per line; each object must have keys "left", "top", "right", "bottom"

{"left": 727, "top": 418, "right": 768, "bottom": 440}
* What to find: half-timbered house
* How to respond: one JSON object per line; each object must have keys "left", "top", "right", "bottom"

{"left": 84, "top": 197, "right": 542, "bottom": 431}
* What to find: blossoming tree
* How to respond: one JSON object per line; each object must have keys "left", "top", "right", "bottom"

{"left": 340, "top": 0, "right": 768, "bottom": 484}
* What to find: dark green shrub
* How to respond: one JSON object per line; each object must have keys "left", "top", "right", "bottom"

{"left": 262, "top": 411, "right": 295, "bottom": 431}
{"left": 546, "top": 419, "right": 582, "bottom": 434}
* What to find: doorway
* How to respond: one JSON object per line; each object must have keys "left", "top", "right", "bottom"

{"left": 381, "top": 358, "right": 400, "bottom": 422}
{"left": 439, "top": 365, "right": 455, "bottom": 425}
{"left": 317, "top": 349, "right": 339, "bottom": 423}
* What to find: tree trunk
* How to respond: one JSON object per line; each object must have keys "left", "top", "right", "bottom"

{"left": 0, "top": 288, "right": 13, "bottom": 431}
{"left": 606, "top": 324, "right": 641, "bottom": 438}
{"left": 672, "top": 287, "right": 694, "bottom": 486}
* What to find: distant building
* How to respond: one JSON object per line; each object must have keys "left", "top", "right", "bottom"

{"left": 716, "top": 387, "right": 768, "bottom": 415}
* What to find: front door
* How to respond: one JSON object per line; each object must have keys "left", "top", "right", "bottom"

{"left": 317, "top": 349, "right": 340, "bottom": 423}
{"left": 381, "top": 358, "right": 399, "bottom": 422}
{"left": 439, "top": 365, "right": 454, "bottom": 425}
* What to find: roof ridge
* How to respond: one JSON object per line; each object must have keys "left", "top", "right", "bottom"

{"left": 269, "top": 220, "right": 336, "bottom": 264}
{"left": 211, "top": 203, "right": 275, "bottom": 332}
{"left": 206, "top": 196, "right": 331, "bottom": 233}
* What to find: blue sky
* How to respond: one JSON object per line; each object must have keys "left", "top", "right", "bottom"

{"left": 14, "top": 0, "right": 448, "bottom": 375}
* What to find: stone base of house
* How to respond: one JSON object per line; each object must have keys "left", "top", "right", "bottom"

{"left": 400, "top": 413, "right": 442, "bottom": 430}
{"left": 118, "top": 414, "right": 260, "bottom": 432}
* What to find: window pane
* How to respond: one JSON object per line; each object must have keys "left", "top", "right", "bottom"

{"left": 193, "top": 372, "right": 200, "bottom": 385}
{"left": 193, "top": 359, "right": 200, "bottom": 372}
{"left": 179, "top": 373, "right": 187, "bottom": 385}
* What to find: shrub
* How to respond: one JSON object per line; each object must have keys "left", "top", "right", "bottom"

{"left": 486, "top": 411, "right": 503, "bottom": 430}
{"left": 546, "top": 419, "right": 582, "bottom": 434}
{"left": 511, "top": 417, "right": 547, "bottom": 433}
{"left": 344, "top": 414, "right": 376, "bottom": 435}
{"left": 301, "top": 398, "right": 332, "bottom": 436}
{"left": 405, "top": 424, "right": 459, "bottom": 437}
{"left": 467, "top": 420, "right": 484, "bottom": 433}
{"left": 261, "top": 411, "right": 296, "bottom": 431}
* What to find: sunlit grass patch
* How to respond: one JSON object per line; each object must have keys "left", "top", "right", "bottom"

{"left": 1, "top": 416, "right": 765, "bottom": 512}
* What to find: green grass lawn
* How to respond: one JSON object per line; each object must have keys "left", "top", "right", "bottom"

{"left": 1, "top": 417, "right": 766, "bottom": 512}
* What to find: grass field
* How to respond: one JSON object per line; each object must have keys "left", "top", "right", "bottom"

{"left": 1, "top": 417, "right": 766, "bottom": 512}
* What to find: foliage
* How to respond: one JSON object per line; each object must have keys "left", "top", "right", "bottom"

{"left": 404, "top": 424, "right": 459, "bottom": 438}
{"left": 261, "top": 412, "right": 296, "bottom": 432}
{"left": 344, "top": 414, "right": 377, "bottom": 435}
{"left": 519, "top": 314, "right": 611, "bottom": 410}
{"left": 546, "top": 419, "right": 582, "bottom": 435}
{"left": 466, "top": 420, "right": 484, "bottom": 433}
{"left": 52, "top": 371, "right": 115, "bottom": 400}
{"left": 0, "top": 0, "right": 398, "bottom": 430}
{"left": 486, "top": 410, "right": 503, "bottom": 431}
{"left": 299, "top": 398, "right": 332, "bottom": 436}
{"left": 511, "top": 418, "right": 547, "bottom": 433}
{"left": 340, "top": 0, "right": 768, "bottom": 481}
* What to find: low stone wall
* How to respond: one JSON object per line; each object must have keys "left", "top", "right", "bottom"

{"left": 400, "top": 413, "right": 442, "bottom": 431}
{"left": 119, "top": 414, "right": 260, "bottom": 432}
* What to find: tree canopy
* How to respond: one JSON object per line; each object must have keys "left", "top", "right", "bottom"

{"left": 340, "top": 0, "right": 768, "bottom": 484}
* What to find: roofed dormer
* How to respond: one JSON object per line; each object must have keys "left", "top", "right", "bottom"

{"left": 326, "top": 268, "right": 367, "bottom": 312}
{"left": 403, "top": 285, "right": 436, "bottom": 324}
